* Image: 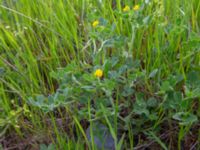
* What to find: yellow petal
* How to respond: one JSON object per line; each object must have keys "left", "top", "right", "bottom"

{"left": 123, "top": 5, "right": 130, "bottom": 12}
{"left": 94, "top": 69, "right": 103, "bottom": 78}
{"left": 92, "top": 20, "right": 99, "bottom": 28}
{"left": 133, "top": 5, "right": 140, "bottom": 11}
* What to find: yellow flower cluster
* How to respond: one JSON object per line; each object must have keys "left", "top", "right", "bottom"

{"left": 92, "top": 4, "right": 140, "bottom": 29}
{"left": 123, "top": 4, "right": 140, "bottom": 12}
{"left": 94, "top": 69, "right": 103, "bottom": 78}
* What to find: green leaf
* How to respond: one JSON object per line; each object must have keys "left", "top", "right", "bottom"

{"left": 82, "top": 74, "right": 95, "bottom": 82}
{"left": 185, "top": 87, "right": 200, "bottom": 99}
{"left": 147, "top": 97, "right": 158, "bottom": 108}
{"left": 95, "top": 98, "right": 111, "bottom": 108}
{"left": 148, "top": 113, "right": 158, "bottom": 121}
{"left": 40, "top": 144, "right": 48, "bottom": 150}
{"left": 163, "top": 91, "right": 182, "bottom": 110}
{"left": 161, "top": 81, "right": 173, "bottom": 92}
{"left": 173, "top": 112, "right": 198, "bottom": 125}
{"left": 149, "top": 69, "right": 158, "bottom": 78}
{"left": 47, "top": 144, "right": 55, "bottom": 150}
{"left": 187, "top": 71, "right": 200, "bottom": 87}
{"left": 133, "top": 93, "right": 149, "bottom": 116}
{"left": 108, "top": 71, "right": 120, "bottom": 79}
{"left": 122, "top": 86, "right": 135, "bottom": 97}
{"left": 143, "top": 16, "right": 151, "bottom": 25}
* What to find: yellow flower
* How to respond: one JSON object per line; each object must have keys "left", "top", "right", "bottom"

{"left": 92, "top": 20, "right": 99, "bottom": 28}
{"left": 94, "top": 69, "right": 103, "bottom": 78}
{"left": 133, "top": 5, "right": 140, "bottom": 11}
{"left": 123, "top": 5, "right": 130, "bottom": 12}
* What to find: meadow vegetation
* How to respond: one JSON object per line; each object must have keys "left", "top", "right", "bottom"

{"left": 0, "top": 0, "right": 200, "bottom": 149}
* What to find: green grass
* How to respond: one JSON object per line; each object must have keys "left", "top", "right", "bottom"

{"left": 0, "top": 0, "right": 200, "bottom": 149}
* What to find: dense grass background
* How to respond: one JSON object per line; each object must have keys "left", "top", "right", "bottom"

{"left": 0, "top": 0, "right": 200, "bottom": 149}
